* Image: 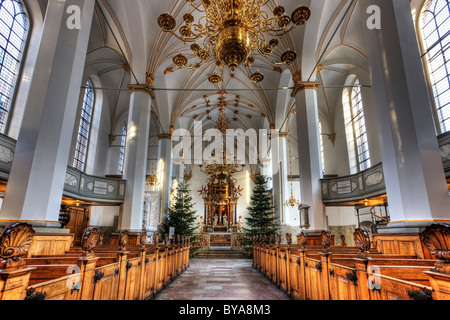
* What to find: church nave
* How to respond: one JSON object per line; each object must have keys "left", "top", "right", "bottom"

{"left": 155, "top": 259, "right": 290, "bottom": 301}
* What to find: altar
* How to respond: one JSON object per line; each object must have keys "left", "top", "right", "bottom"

{"left": 196, "top": 107, "right": 245, "bottom": 234}
{"left": 198, "top": 176, "right": 244, "bottom": 233}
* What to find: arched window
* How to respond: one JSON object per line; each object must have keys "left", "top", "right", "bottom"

{"left": 0, "top": 0, "right": 28, "bottom": 134}
{"left": 343, "top": 78, "right": 371, "bottom": 174}
{"left": 73, "top": 80, "right": 94, "bottom": 171}
{"left": 421, "top": 0, "right": 450, "bottom": 133}
{"left": 118, "top": 123, "right": 127, "bottom": 174}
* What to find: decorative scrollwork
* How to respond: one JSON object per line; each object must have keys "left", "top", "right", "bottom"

{"left": 346, "top": 271, "right": 358, "bottom": 286}
{"left": 420, "top": 224, "right": 450, "bottom": 261}
{"left": 408, "top": 288, "right": 433, "bottom": 301}
{"left": 119, "top": 230, "right": 129, "bottom": 251}
{"left": 354, "top": 227, "right": 371, "bottom": 257}
{"left": 154, "top": 232, "right": 160, "bottom": 244}
{"left": 0, "top": 222, "right": 35, "bottom": 262}
{"left": 262, "top": 235, "right": 268, "bottom": 245}
{"left": 276, "top": 233, "right": 282, "bottom": 245}
{"left": 286, "top": 233, "right": 292, "bottom": 246}
{"left": 322, "top": 230, "right": 332, "bottom": 251}
{"left": 297, "top": 231, "right": 308, "bottom": 249}
{"left": 316, "top": 262, "right": 322, "bottom": 272}
{"left": 81, "top": 227, "right": 100, "bottom": 254}
{"left": 163, "top": 234, "right": 169, "bottom": 245}
{"left": 93, "top": 270, "right": 105, "bottom": 284}
{"left": 25, "top": 288, "right": 46, "bottom": 301}
{"left": 139, "top": 231, "right": 148, "bottom": 246}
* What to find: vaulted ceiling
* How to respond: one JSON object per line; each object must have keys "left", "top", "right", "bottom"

{"left": 81, "top": 0, "right": 371, "bottom": 137}
{"left": 33, "top": 0, "right": 389, "bottom": 170}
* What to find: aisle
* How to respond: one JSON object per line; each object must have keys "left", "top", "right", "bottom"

{"left": 155, "top": 258, "right": 290, "bottom": 300}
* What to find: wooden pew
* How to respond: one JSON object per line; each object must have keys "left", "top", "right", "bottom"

{"left": 1, "top": 223, "right": 192, "bottom": 301}
{"left": 254, "top": 225, "right": 450, "bottom": 301}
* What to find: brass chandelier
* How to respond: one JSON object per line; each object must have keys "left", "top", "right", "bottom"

{"left": 157, "top": 0, "right": 311, "bottom": 75}
{"left": 199, "top": 106, "right": 244, "bottom": 181}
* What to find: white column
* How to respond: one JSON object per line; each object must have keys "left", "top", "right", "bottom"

{"left": 294, "top": 85, "right": 326, "bottom": 230}
{"left": 158, "top": 134, "right": 173, "bottom": 224}
{"left": 0, "top": 0, "right": 95, "bottom": 226}
{"left": 119, "top": 89, "right": 151, "bottom": 231}
{"left": 272, "top": 134, "right": 289, "bottom": 224}
{"left": 359, "top": 0, "right": 450, "bottom": 231}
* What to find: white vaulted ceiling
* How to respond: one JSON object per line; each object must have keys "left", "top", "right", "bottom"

{"left": 34, "top": 0, "right": 374, "bottom": 166}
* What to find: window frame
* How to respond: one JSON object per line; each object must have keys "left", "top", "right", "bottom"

{"left": 0, "top": 0, "right": 29, "bottom": 135}
{"left": 418, "top": 0, "right": 450, "bottom": 134}
{"left": 73, "top": 79, "right": 95, "bottom": 172}
{"left": 118, "top": 122, "right": 127, "bottom": 175}
{"left": 343, "top": 78, "right": 371, "bottom": 174}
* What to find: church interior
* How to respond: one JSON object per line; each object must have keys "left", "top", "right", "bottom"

{"left": 0, "top": 0, "right": 449, "bottom": 302}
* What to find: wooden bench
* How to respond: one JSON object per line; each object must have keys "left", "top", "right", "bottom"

{"left": 254, "top": 225, "right": 450, "bottom": 301}
{"left": 0, "top": 224, "right": 192, "bottom": 301}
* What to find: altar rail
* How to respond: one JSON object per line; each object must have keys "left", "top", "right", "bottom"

{"left": 0, "top": 134, "right": 126, "bottom": 203}
{"left": 0, "top": 224, "right": 198, "bottom": 300}
{"left": 252, "top": 225, "right": 450, "bottom": 300}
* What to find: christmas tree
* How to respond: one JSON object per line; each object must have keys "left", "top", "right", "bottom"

{"left": 243, "top": 174, "right": 278, "bottom": 244}
{"left": 160, "top": 180, "right": 198, "bottom": 244}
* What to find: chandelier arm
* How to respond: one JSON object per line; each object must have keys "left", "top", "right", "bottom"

{"left": 189, "top": 1, "right": 206, "bottom": 14}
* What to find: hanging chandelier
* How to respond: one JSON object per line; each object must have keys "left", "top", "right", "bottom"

{"left": 199, "top": 105, "right": 244, "bottom": 181}
{"left": 157, "top": 0, "right": 311, "bottom": 74}
{"left": 284, "top": 131, "right": 300, "bottom": 208}
{"left": 146, "top": 172, "right": 159, "bottom": 187}
{"left": 285, "top": 182, "right": 300, "bottom": 208}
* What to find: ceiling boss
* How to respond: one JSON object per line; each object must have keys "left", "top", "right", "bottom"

{"left": 157, "top": 0, "right": 311, "bottom": 77}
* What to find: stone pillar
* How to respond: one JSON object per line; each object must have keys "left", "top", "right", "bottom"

{"left": 119, "top": 88, "right": 152, "bottom": 231}
{"left": 0, "top": 0, "right": 95, "bottom": 228}
{"left": 272, "top": 133, "right": 289, "bottom": 224}
{"left": 359, "top": 0, "right": 450, "bottom": 231}
{"left": 293, "top": 84, "right": 326, "bottom": 230}
{"left": 158, "top": 134, "right": 173, "bottom": 224}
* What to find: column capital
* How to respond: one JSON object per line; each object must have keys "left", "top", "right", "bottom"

{"left": 291, "top": 82, "right": 320, "bottom": 97}
{"left": 157, "top": 133, "right": 172, "bottom": 140}
{"left": 128, "top": 84, "right": 155, "bottom": 99}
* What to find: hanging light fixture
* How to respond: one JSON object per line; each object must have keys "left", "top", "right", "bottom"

{"left": 157, "top": 0, "right": 311, "bottom": 74}
{"left": 284, "top": 131, "right": 300, "bottom": 208}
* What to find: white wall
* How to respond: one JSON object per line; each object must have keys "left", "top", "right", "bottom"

{"left": 90, "top": 206, "right": 120, "bottom": 227}
{"left": 326, "top": 206, "right": 358, "bottom": 226}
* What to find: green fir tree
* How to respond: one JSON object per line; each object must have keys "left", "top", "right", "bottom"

{"left": 243, "top": 174, "right": 278, "bottom": 244}
{"left": 160, "top": 181, "right": 198, "bottom": 244}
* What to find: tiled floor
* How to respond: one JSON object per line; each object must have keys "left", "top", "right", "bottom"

{"left": 155, "top": 258, "right": 291, "bottom": 300}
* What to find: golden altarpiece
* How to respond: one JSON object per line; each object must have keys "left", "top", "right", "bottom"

{"left": 197, "top": 108, "right": 245, "bottom": 233}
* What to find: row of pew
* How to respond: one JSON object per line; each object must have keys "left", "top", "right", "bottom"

{"left": 0, "top": 223, "right": 196, "bottom": 300}
{"left": 252, "top": 224, "right": 450, "bottom": 300}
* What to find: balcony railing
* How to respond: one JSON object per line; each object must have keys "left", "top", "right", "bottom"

{"left": 321, "top": 162, "right": 385, "bottom": 203}
{"left": 0, "top": 134, "right": 125, "bottom": 203}
{"left": 321, "top": 131, "right": 450, "bottom": 203}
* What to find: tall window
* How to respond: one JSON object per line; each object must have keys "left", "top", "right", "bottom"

{"left": 118, "top": 123, "right": 126, "bottom": 174}
{"left": 0, "top": 0, "right": 28, "bottom": 133}
{"left": 73, "top": 80, "right": 94, "bottom": 171}
{"left": 421, "top": 0, "right": 450, "bottom": 133}
{"left": 343, "top": 79, "right": 371, "bottom": 174}
{"left": 318, "top": 120, "right": 325, "bottom": 175}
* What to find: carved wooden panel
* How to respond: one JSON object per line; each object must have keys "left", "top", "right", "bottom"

{"left": 28, "top": 234, "right": 74, "bottom": 257}
{"left": 373, "top": 234, "right": 425, "bottom": 259}
{"left": 328, "top": 264, "right": 358, "bottom": 300}
{"left": 92, "top": 263, "right": 120, "bottom": 300}
{"left": 124, "top": 257, "right": 141, "bottom": 300}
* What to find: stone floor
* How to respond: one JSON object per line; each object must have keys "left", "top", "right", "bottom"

{"left": 155, "top": 258, "right": 291, "bottom": 300}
